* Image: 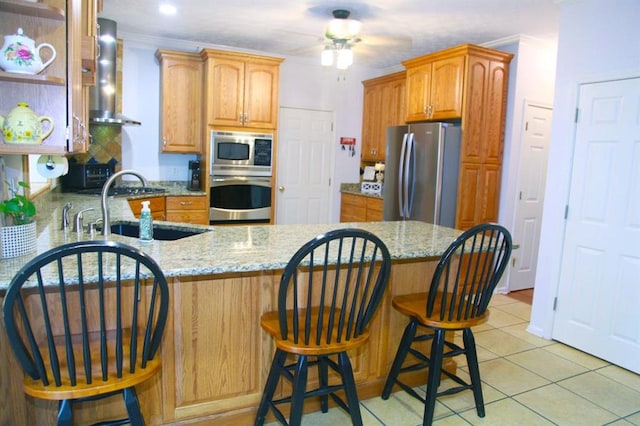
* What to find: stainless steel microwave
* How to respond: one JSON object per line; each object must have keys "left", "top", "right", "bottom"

{"left": 210, "top": 130, "right": 273, "bottom": 176}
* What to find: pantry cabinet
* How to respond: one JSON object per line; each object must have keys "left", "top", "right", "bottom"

{"left": 201, "top": 49, "right": 283, "bottom": 129}
{"left": 361, "top": 71, "right": 406, "bottom": 162}
{"left": 0, "top": 0, "right": 94, "bottom": 155}
{"left": 156, "top": 50, "right": 204, "bottom": 153}
{"left": 403, "top": 44, "right": 512, "bottom": 229}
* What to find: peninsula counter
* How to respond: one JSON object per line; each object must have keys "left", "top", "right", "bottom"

{"left": 0, "top": 190, "right": 462, "bottom": 425}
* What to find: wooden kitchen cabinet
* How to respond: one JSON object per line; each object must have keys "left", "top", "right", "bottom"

{"left": 340, "top": 192, "right": 383, "bottom": 222}
{"left": 403, "top": 44, "right": 512, "bottom": 229}
{"left": 67, "top": 0, "right": 99, "bottom": 153}
{"left": 127, "top": 195, "right": 166, "bottom": 220}
{"left": 0, "top": 0, "right": 70, "bottom": 155}
{"left": 156, "top": 50, "right": 204, "bottom": 153}
{"left": 404, "top": 54, "right": 464, "bottom": 122}
{"left": 201, "top": 49, "right": 283, "bottom": 129}
{"left": 165, "top": 195, "right": 209, "bottom": 225}
{"left": 361, "top": 71, "right": 406, "bottom": 162}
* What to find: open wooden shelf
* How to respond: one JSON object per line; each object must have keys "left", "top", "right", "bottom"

{"left": 0, "top": 142, "right": 66, "bottom": 155}
{"left": 0, "top": 0, "right": 65, "bottom": 20}
{"left": 0, "top": 70, "right": 65, "bottom": 85}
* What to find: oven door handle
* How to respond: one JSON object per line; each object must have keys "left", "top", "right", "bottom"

{"left": 210, "top": 176, "right": 272, "bottom": 188}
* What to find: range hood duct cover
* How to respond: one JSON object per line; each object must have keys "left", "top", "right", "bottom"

{"left": 89, "top": 18, "right": 140, "bottom": 126}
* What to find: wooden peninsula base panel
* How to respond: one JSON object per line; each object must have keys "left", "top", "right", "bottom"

{"left": 0, "top": 258, "right": 455, "bottom": 425}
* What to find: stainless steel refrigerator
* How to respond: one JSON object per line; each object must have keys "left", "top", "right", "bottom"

{"left": 384, "top": 122, "right": 461, "bottom": 227}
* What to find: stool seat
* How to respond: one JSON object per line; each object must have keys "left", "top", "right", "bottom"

{"left": 261, "top": 308, "right": 371, "bottom": 355}
{"left": 391, "top": 292, "right": 490, "bottom": 330}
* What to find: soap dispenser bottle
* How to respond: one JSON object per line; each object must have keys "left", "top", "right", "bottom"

{"left": 139, "top": 201, "right": 153, "bottom": 242}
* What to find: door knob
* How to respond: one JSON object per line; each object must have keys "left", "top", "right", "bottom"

{"left": 278, "top": 186, "right": 285, "bottom": 192}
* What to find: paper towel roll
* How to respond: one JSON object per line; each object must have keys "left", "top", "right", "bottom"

{"left": 36, "top": 155, "right": 68, "bottom": 178}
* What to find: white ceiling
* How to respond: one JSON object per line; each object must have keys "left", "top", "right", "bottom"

{"left": 100, "top": 0, "right": 560, "bottom": 69}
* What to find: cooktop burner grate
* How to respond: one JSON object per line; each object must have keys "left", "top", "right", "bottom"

{"left": 74, "top": 187, "right": 166, "bottom": 197}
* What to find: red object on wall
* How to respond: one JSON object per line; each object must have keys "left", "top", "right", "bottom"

{"left": 340, "top": 137, "right": 356, "bottom": 146}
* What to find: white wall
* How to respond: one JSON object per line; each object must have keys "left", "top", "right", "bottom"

{"left": 529, "top": 0, "right": 640, "bottom": 338}
{"left": 487, "top": 36, "right": 557, "bottom": 293}
{"left": 278, "top": 56, "right": 377, "bottom": 222}
{"left": 118, "top": 35, "right": 378, "bottom": 222}
{"left": 119, "top": 39, "right": 199, "bottom": 182}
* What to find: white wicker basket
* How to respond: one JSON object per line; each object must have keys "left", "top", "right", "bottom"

{"left": 0, "top": 221, "right": 37, "bottom": 259}
{"left": 361, "top": 181, "right": 382, "bottom": 195}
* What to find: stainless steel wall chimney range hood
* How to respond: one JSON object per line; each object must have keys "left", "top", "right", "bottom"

{"left": 89, "top": 18, "right": 141, "bottom": 126}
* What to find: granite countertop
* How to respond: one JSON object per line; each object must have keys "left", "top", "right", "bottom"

{"left": 0, "top": 186, "right": 462, "bottom": 290}
{"left": 340, "top": 182, "right": 383, "bottom": 199}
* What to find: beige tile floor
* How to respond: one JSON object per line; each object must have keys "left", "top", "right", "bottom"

{"left": 266, "top": 293, "right": 640, "bottom": 425}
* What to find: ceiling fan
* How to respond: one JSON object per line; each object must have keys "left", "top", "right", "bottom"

{"left": 321, "top": 9, "right": 363, "bottom": 69}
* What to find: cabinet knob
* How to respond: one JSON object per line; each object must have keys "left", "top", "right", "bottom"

{"left": 278, "top": 186, "right": 285, "bottom": 192}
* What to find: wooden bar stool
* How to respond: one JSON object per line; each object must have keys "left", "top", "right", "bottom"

{"left": 254, "top": 228, "right": 392, "bottom": 426}
{"left": 2, "top": 240, "right": 169, "bottom": 425}
{"left": 381, "top": 223, "right": 512, "bottom": 425}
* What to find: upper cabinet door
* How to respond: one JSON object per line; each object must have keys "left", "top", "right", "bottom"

{"left": 361, "top": 71, "right": 406, "bottom": 162}
{"left": 405, "top": 65, "right": 432, "bottom": 122}
{"left": 429, "top": 55, "right": 464, "bottom": 120}
{"left": 157, "top": 50, "right": 204, "bottom": 154}
{"left": 208, "top": 57, "right": 245, "bottom": 127}
{"left": 243, "top": 61, "right": 279, "bottom": 129}
{"left": 202, "top": 49, "right": 283, "bottom": 129}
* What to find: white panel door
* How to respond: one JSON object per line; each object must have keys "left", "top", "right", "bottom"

{"left": 553, "top": 77, "right": 640, "bottom": 373}
{"left": 509, "top": 104, "right": 553, "bottom": 291}
{"left": 276, "top": 107, "right": 333, "bottom": 224}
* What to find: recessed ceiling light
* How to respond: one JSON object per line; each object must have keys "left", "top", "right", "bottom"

{"left": 159, "top": 4, "right": 177, "bottom": 15}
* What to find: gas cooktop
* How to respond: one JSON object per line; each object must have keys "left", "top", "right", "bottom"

{"left": 74, "top": 187, "right": 166, "bottom": 197}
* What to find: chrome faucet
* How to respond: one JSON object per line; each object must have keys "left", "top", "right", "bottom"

{"left": 101, "top": 170, "right": 148, "bottom": 238}
{"left": 61, "top": 202, "right": 73, "bottom": 230}
{"left": 73, "top": 207, "right": 94, "bottom": 235}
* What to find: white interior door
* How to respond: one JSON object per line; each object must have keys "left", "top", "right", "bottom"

{"left": 509, "top": 104, "right": 553, "bottom": 291}
{"left": 553, "top": 77, "right": 640, "bottom": 373}
{"left": 276, "top": 107, "right": 333, "bottom": 224}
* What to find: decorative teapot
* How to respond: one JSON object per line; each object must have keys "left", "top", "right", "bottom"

{"left": 0, "top": 28, "right": 57, "bottom": 75}
{"left": 0, "top": 102, "right": 54, "bottom": 145}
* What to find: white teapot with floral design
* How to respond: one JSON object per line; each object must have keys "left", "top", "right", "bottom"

{"left": 0, "top": 28, "right": 56, "bottom": 75}
{"left": 0, "top": 102, "right": 54, "bottom": 145}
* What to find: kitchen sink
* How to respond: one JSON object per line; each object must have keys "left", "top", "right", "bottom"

{"left": 109, "top": 222, "right": 210, "bottom": 241}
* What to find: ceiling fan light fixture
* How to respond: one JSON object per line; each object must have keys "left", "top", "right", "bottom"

{"left": 327, "top": 17, "right": 361, "bottom": 40}
{"left": 336, "top": 45, "right": 353, "bottom": 70}
{"left": 321, "top": 46, "right": 334, "bottom": 67}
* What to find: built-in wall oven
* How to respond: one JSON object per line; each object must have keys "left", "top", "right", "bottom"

{"left": 210, "top": 130, "right": 273, "bottom": 224}
{"left": 210, "top": 176, "right": 271, "bottom": 224}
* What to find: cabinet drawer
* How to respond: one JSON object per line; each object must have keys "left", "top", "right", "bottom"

{"left": 165, "top": 210, "right": 209, "bottom": 225}
{"left": 166, "top": 196, "right": 207, "bottom": 210}
{"left": 341, "top": 193, "right": 367, "bottom": 208}
{"left": 127, "top": 196, "right": 166, "bottom": 218}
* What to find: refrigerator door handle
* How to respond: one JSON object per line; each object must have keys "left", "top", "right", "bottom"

{"left": 406, "top": 132, "right": 416, "bottom": 217}
{"left": 398, "top": 133, "right": 409, "bottom": 217}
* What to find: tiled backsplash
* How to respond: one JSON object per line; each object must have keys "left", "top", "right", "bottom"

{"left": 67, "top": 126, "right": 122, "bottom": 169}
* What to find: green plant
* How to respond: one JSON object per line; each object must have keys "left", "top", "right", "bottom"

{"left": 0, "top": 181, "right": 36, "bottom": 226}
